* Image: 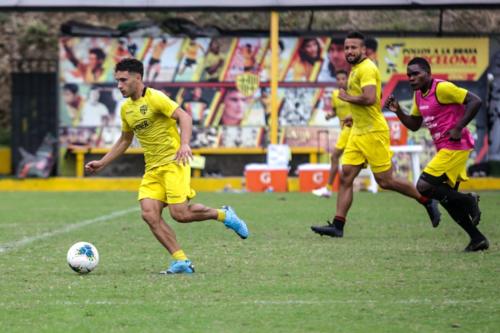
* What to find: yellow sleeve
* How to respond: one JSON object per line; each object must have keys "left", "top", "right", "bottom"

{"left": 410, "top": 95, "right": 421, "bottom": 116}
{"left": 359, "top": 65, "right": 377, "bottom": 88}
{"left": 151, "top": 89, "right": 180, "bottom": 117}
{"left": 435, "top": 81, "right": 468, "bottom": 104}
{"left": 120, "top": 105, "right": 132, "bottom": 132}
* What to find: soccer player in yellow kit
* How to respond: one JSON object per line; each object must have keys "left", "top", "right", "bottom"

{"left": 178, "top": 39, "right": 205, "bottom": 76}
{"left": 311, "top": 31, "right": 440, "bottom": 238}
{"left": 313, "top": 70, "right": 352, "bottom": 198}
{"left": 85, "top": 59, "right": 248, "bottom": 274}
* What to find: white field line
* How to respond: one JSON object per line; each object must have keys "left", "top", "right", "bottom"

{"left": 0, "top": 298, "right": 495, "bottom": 308}
{"left": 0, "top": 223, "right": 20, "bottom": 228}
{"left": 0, "top": 207, "right": 139, "bottom": 254}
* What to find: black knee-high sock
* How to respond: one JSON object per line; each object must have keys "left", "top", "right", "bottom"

{"left": 439, "top": 199, "right": 484, "bottom": 241}
{"left": 423, "top": 183, "right": 484, "bottom": 241}
{"left": 428, "top": 183, "right": 467, "bottom": 205}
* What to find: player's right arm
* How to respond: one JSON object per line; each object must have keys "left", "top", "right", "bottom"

{"left": 325, "top": 104, "right": 337, "bottom": 120}
{"left": 325, "top": 110, "right": 336, "bottom": 120}
{"left": 84, "top": 131, "right": 134, "bottom": 174}
{"left": 325, "top": 91, "right": 337, "bottom": 120}
{"left": 61, "top": 38, "right": 80, "bottom": 68}
{"left": 206, "top": 57, "right": 224, "bottom": 75}
{"left": 384, "top": 94, "right": 422, "bottom": 131}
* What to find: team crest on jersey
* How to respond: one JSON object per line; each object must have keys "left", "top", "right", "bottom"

{"left": 140, "top": 105, "right": 148, "bottom": 115}
{"left": 235, "top": 72, "right": 259, "bottom": 97}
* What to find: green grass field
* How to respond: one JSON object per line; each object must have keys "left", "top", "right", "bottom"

{"left": 0, "top": 191, "right": 499, "bottom": 333}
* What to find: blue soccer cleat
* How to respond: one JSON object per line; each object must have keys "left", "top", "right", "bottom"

{"left": 161, "top": 259, "right": 195, "bottom": 275}
{"left": 222, "top": 205, "right": 249, "bottom": 239}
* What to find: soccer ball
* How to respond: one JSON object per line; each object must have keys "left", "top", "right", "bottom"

{"left": 66, "top": 242, "right": 99, "bottom": 274}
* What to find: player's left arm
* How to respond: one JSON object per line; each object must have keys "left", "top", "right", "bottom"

{"left": 338, "top": 67, "right": 377, "bottom": 106}
{"left": 171, "top": 107, "right": 193, "bottom": 165}
{"left": 339, "top": 85, "right": 376, "bottom": 106}
{"left": 438, "top": 82, "right": 482, "bottom": 141}
{"left": 447, "top": 92, "right": 481, "bottom": 141}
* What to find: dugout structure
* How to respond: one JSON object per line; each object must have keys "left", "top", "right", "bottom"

{"left": 3, "top": 0, "right": 500, "bottom": 178}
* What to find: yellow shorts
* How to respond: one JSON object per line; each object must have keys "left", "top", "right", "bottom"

{"left": 138, "top": 163, "right": 196, "bottom": 204}
{"left": 423, "top": 149, "right": 471, "bottom": 188}
{"left": 341, "top": 131, "right": 393, "bottom": 173}
{"left": 335, "top": 126, "right": 351, "bottom": 150}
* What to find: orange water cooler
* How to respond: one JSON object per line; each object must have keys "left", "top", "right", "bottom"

{"left": 297, "top": 163, "right": 339, "bottom": 192}
{"left": 244, "top": 163, "right": 289, "bottom": 192}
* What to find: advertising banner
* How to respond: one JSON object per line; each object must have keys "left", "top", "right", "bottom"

{"left": 58, "top": 36, "right": 489, "bottom": 159}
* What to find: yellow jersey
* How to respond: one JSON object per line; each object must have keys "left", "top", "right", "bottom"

{"left": 347, "top": 58, "right": 388, "bottom": 135}
{"left": 331, "top": 89, "right": 351, "bottom": 124}
{"left": 204, "top": 52, "right": 224, "bottom": 80}
{"left": 186, "top": 43, "right": 201, "bottom": 60}
{"left": 121, "top": 87, "right": 181, "bottom": 171}
{"left": 151, "top": 42, "right": 167, "bottom": 60}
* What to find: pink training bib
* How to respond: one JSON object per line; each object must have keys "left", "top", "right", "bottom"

{"left": 415, "top": 79, "right": 474, "bottom": 151}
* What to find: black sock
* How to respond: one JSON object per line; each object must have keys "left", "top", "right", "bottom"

{"left": 334, "top": 215, "right": 345, "bottom": 230}
{"left": 426, "top": 183, "right": 459, "bottom": 201}
{"left": 418, "top": 173, "right": 485, "bottom": 241}
{"left": 439, "top": 199, "right": 485, "bottom": 241}
{"left": 422, "top": 183, "right": 474, "bottom": 214}
{"left": 424, "top": 184, "right": 484, "bottom": 241}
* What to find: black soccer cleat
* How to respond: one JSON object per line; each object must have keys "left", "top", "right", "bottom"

{"left": 464, "top": 237, "right": 489, "bottom": 252}
{"left": 468, "top": 192, "right": 481, "bottom": 226}
{"left": 423, "top": 199, "right": 441, "bottom": 228}
{"left": 311, "top": 221, "right": 343, "bottom": 238}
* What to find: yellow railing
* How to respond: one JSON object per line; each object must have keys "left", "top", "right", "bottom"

{"left": 0, "top": 147, "right": 11, "bottom": 175}
{"left": 69, "top": 146, "right": 325, "bottom": 178}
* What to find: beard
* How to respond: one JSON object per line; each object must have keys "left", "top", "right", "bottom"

{"left": 346, "top": 53, "right": 362, "bottom": 65}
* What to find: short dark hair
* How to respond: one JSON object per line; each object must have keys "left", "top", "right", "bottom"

{"left": 346, "top": 31, "right": 366, "bottom": 45}
{"left": 408, "top": 57, "right": 431, "bottom": 74}
{"left": 89, "top": 48, "right": 106, "bottom": 61}
{"left": 335, "top": 69, "right": 348, "bottom": 77}
{"left": 63, "top": 83, "right": 78, "bottom": 94}
{"left": 330, "top": 37, "right": 345, "bottom": 46}
{"left": 365, "top": 37, "right": 378, "bottom": 51}
{"left": 115, "top": 58, "right": 144, "bottom": 78}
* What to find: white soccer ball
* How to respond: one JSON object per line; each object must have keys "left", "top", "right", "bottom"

{"left": 66, "top": 242, "right": 99, "bottom": 274}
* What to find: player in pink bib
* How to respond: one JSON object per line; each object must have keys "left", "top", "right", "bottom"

{"left": 385, "top": 57, "right": 488, "bottom": 252}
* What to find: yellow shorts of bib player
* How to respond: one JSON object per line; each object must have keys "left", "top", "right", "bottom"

{"left": 423, "top": 149, "right": 471, "bottom": 188}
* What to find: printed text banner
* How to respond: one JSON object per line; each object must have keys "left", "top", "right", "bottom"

{"left": 378, "top": 38, "right": 489, "bottom": 82}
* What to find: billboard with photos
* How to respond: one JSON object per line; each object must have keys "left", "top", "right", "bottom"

{"left": 58, "top": 35, "right": 489, "bottom": 175}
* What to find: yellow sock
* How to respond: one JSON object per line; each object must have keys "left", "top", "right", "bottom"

{"left": 326, "top": 184, "right": 332, "bottom": 191}
{"left": 172, "top": 250, "right": 188, "bottom": 261}
{"left": 216, "top": 209, "right": 226, "bottom": 222}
